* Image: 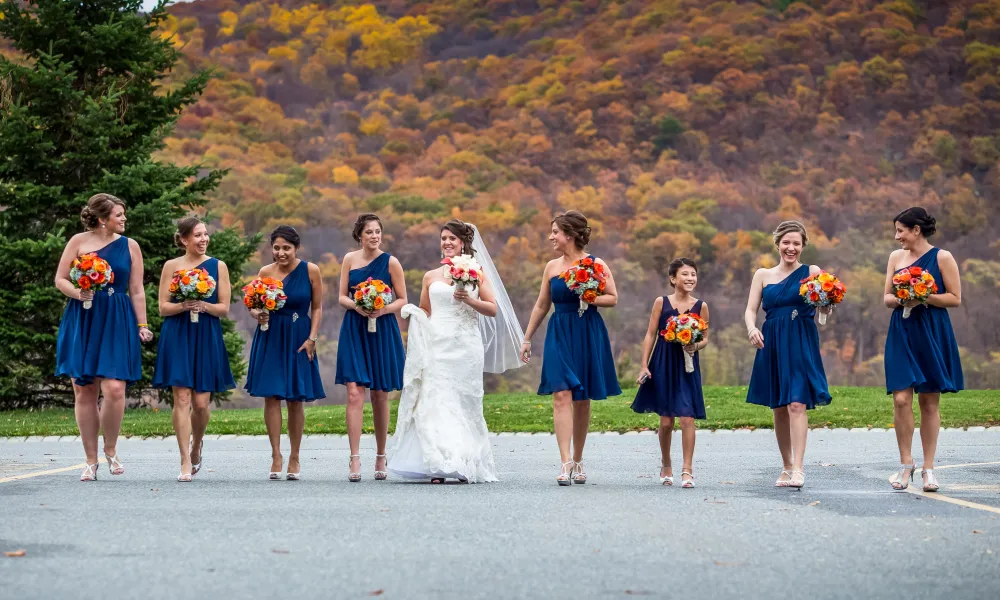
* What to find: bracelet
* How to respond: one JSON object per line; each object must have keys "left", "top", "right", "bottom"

{"left": 138, "top": 323, "right": 148, "bottom": 328}
{"left": 309, "top": 335, "right": 318, "bottom": 342}
{"left": 747, "top": 327, "right": 759, "bottom": 337}
{"left": 522, "top": 341, "right": 531, "bottom": 345}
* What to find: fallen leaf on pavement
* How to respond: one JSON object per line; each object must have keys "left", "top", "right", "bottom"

{"left": 808, "top": 501, "right": 821, "bottom": 507}
{"left": 720, "top": 481, "right": 735, "bottom": 485}
{"left": 973, "top": 530, "right": 984, "bottom": 534}
{"left": 4, "top": 550, "right": 26, "bottom": 557}
{"left": 820, "top": 463, "right": 834, "bottom": 467}
{"left": 272, "top": 549, "right": 290, "bottom": 554}
{"left": 150, "top": 488, "right": 159, "bottom": 492}
{"left": 624, "top": 590, "right": 652, "bottom": 596}
{"left": 713, "top": 560, "right": 745, "bottom": 567}
{"left": 368, "top": 590, "right": 384, "bottom": 596}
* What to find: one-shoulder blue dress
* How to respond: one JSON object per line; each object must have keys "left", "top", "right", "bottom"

{"left": 152, "top": 257, "right": 235, "bottom": 393}
{"left": 55, "top": 236, "right": 142, "bottom": 386}
{"left": 538, "top": 256, "right": 621, "bottom": 401}
{"left": 884, "top": 248, "right": 964, "bottom": 395}
{"left": 631, "top": 297, "right": 706, "bottom": 419}
{"left": 746, "top": 265, "right": 831, "bottom": 409}
{"left": 335, "top": 252, "right": 405, "bottom": 391}
{"left": 244, "top": 261, "right": 325, "bottom": 401}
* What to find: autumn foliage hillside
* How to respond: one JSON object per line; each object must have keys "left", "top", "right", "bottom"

{"left": 144, "top": 0, "right": 1000, "bottom": 397}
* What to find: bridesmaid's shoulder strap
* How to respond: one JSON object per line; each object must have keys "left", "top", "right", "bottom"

{"left": 661, "top": 295, "right": 673, "bottom": 312}
{"left": 692, "top": 299, "right": 704, "bottom": 314}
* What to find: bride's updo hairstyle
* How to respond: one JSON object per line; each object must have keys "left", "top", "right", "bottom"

{"left": 893, "top": 207, "right": 937, "bottom": 238}
{"left": 552, "top": 210, "right": 591, "bottom": 250}
{"left": 442, "top": 219, "right": 476, "bottom": 256}
{"left": 80, "top": 193, "right": 126, "bottom": 231}
{"left": 772, "top": 220, "right": 809, "bottom": 247}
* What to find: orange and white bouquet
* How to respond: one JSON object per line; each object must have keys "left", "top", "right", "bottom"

{"left": 70, "top": 253, "right": 113, "bottom": 310}
{"left": 170, "top": 268, "right": 217, "bottom": 323}
{"left": 441, "top": 255, "right": 482, "bottom": 290}
{"left": 798, "top": 271, "right": 846, "bottom": 325}
{"left": 892, "top": 266, "right": 937, "bottom": 319}
{"left": 242, "top": 277, "right": 287, "bottom": 331}
{"left": 662, "top": 313, "right": 708, "bottom": 373}
{"left": 561, "top": 257, "right": 607, "bottom": 317}
{"left": 354, "top": 277, "right": 393, "bottom": 333}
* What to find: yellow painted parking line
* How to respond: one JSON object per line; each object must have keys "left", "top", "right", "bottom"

{"left": 903, "top": 487, "right": 1000, "bottom": 515}
{"left": 0, "top": 457, "right": 104, "bottom": 483}
{"left": 932, "top": 461, "right": 1000, "bottom": 471}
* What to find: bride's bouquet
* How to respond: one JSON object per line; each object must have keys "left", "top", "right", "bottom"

{"left": 354, "top": 278, "right": 393, "bottom": 333}
{"left": 892, "top": 266, "right": 937, "bottom": 319}
{"left": 70, "top": 253, "right": 113, "bottom": 310}
{"left": 798, "top": 271, "right": 845, "bottom": 325}
{"left": 242, "top": 277, "right": 287, "bottom": 331}
{"left": 169, "top": 267, "right": 217, "bottom": 323}
{"left": 442, "top": 255, "right": 482, "bottom": 290}
{"left": 661, "top": 313, "right": 708, "bottom": 373}
{"left": 561, "top": 257, "right": 607, "bottom": 317}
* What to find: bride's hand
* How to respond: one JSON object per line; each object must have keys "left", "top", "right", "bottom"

{"left": 519, "top": 342, "right": 531, "bottom": 363}
{"left": 453, "top": 288, "right": 470, "bottom": 303}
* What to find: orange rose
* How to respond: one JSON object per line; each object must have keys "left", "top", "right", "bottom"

{"left": 243, "top": 296, "right": 253, "bottom": 308}
{"left": 199, "top": 271, "right": 208, "bottom": 281}
{"left": 78, "top": 276, "right": 91, "bottom": 289}
{"left": 79, "top": 259, "right": 93, "bottom": 271}
{"left": 908, "top": 267, "right": 923, "bottom": 276}
{"left": 373, "top": 296, "right": 385, "bottom": 310}
{"left": 181, "top": 276, "right": 191, "bottom": 285}
{"left": 896, "top": 288, "right": 910, "bottom": 299}
{"left": 94, "top": 261, "right": 107, "bottom": 273}
{"left": 196, "top": 281, "right": 209, "bottom": 294}
{"left": 265, "top": 298, "right": 276, "bottom": 310}
{"left": 582, "top": 289, "right": 598, "bottom": 303}
{"left": 576, "top": 269, "right": 590, "bottom": 283}
{"left": 677, "top": 329, "right": 693, "bottom": 344}
{"left": 256, "top": 285, "right": 266, "bottom": 295}
{"left": 821, "top": 281, "right": 834, "bottom": 292}
{"left": 598, "top": 281, "right": 606, "bottom": 292}
{"left": 663, "top": 330, "right": 676, "bottom": 342}
{"left": 913, "top": 284, "right": 927, "bottom": 296}
{"left": 354, "top": 290, "right": 363, "bottom": 301}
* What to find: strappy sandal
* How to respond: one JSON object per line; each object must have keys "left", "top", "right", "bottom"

{"left": 557, "top": 461, "right": 574, "bottom": 486}
{"left": 774, "top": 470, "right": 792, "bottom": 487}
{"left": 104, "top": 453, "right": 125, "bottom": 476}
{"left": 890, "top": 464, "right": 915, "bottom": 491}
{"left": 348, "top": 454, "right": 361, "bottom": 482}
{"left": 921, "top": 468, "right": 940, "bottom": 493}
{"left": 269, "top": 455, "right": 283, "bottom": 480}
{"left": 572, "top": 461, "right": 588, "bottom": 484}
{"left": 788, "top": 470, "right": 805, "bottom": 489}
{"left": 374, "top": 453, "right": 388, "bottom": 481}
{"left": 177, "top": 472, "right": 192, "bottom": 483}
{"left": 191, "top": 440, "right": 204, "bottom": 476}
{"left": 80, "top": 463, "right": 99, "bottom": 482}
{"left": 660, "top": 464, "right": 674, "bottom": 486}
{"left": 681, "top": 470, "right": 695, "bottom": 489}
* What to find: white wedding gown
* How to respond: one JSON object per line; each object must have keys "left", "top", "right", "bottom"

{"left": 388, "top": 281, "right": 498, "bottom": 482}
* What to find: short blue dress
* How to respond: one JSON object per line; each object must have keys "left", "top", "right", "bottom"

{"left": 152, "top": 257, "right": 235, "bottom": 393}
{"left": 631, "top": 297, "right": 706, "bottom": 419}
{"left": 746, "top": 264, "right": 832, "bottom": 409}
{"left": 538, "top": 256, "right": 622, "bottom": 401}
{"left": 884, "top": 248, "right": 964, "bottom": 395}
{"left": 244, "top": 261, "right": 325, "bottom": 401}
{"left": 335, "top": 252, "right": 405, "bottom": 391}
{"left": 55, "top": 236, "right": 142, "bottom": 386}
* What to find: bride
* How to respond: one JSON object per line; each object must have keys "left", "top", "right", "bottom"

{"left": 388, "top": 220, "right": 524, "bottom": 483}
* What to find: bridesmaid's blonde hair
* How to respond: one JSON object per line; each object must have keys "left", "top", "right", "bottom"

{"left": 772, "top": 221, "right": 808, "bottom": 247}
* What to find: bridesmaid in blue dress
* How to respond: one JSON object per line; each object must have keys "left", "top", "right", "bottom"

{"left": 54, "top": 193, "right": 154, "bottom": 481}
{"left": 744, "top": 221, "right": 832, "bottom": 489}
{"left": 336, "top": 213, "right": 406, "bottom": 482}
{"left": 883, "top": 208, "right": 963, "bottom": 493}
{"left": 632, "top": 258, "right": 709, "bottom": 488}
{"left": 153, "top": 216, "right": 235, "bottom": 482}
{"left": 245, "top": 225, "right": 325, "bottom": 480}
{"left": 520, "top": 211, "right": 621, "bottom": 486}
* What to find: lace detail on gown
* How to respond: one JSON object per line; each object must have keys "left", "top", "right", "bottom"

{"left": 388, "top": 281, "right": 498, "bottom": 482}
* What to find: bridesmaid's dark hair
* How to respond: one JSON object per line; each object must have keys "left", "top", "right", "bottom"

{"left": 772, "top": 220, "right": 808, "bottom": 247}
{"left": 352, "top": 213, "right": 383, "bottom": 244}
{"left": 894, "top": 207, "right": 937, "bottom": 238}
{"left": 552, "top": 210, "right": 591, "bottom": 249}
{"left": 269, "top": 225, "right": 301, "bottom": 248}
{"left": 80, "top": 193, "right": 126, "bottom": 230}
{"left": 442, "top": 219, "right": 476, "bottom": 256}
{"left": 667, "top": 258, "right": 698, "bottom": 284}
{"left": 174, "top": 216, "right": 203, "bottom": 249}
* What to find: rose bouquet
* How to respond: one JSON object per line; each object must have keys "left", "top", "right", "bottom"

{"left": 242, "top": 277, "right": 287, "bottom": 331}
{"left": 798, "top": 271, "right": 846, "bottom": 325}
{"left": 170, "top": 268, "right": 217, "bottom": 323}
{"left": 70, "top": 253, "right": 113, "bottom": 310}
{"left": 661, "top": 312, "right": 708, "bottom": 373}
{"left": 441, "top": 255, "right": 482, "bottom": 290}
{"left": 354, "top": 278, "right": 393, "bottom": 333}
{"left": 892, "top": 266, "right": 937, "bottom": 319}
{"left": 561, "top": 257, "right": 607, "bottom": 317}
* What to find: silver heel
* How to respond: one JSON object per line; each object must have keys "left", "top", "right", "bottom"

{"left": 921, "top": 468, "right": 939, "bottom": 492}
{"left": 660, "top": 464, "right": 674, "bottom": 486}
{"left": 572, "top": 461, "right": 587, "bottom": 484}
{"left": 890, "top": 463, "right": 915, "bottom": 491}
{"left": 348, "top": 454, "right": 361, "bottom": 482}
{"left": 104, "top": 453, "right": 125, "bottom": 476}
{"left": 557, "top": 461, "right": 574, "bottom": 486}
{"left": 374, "top": 453, "right": 388, "bottom": 481}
